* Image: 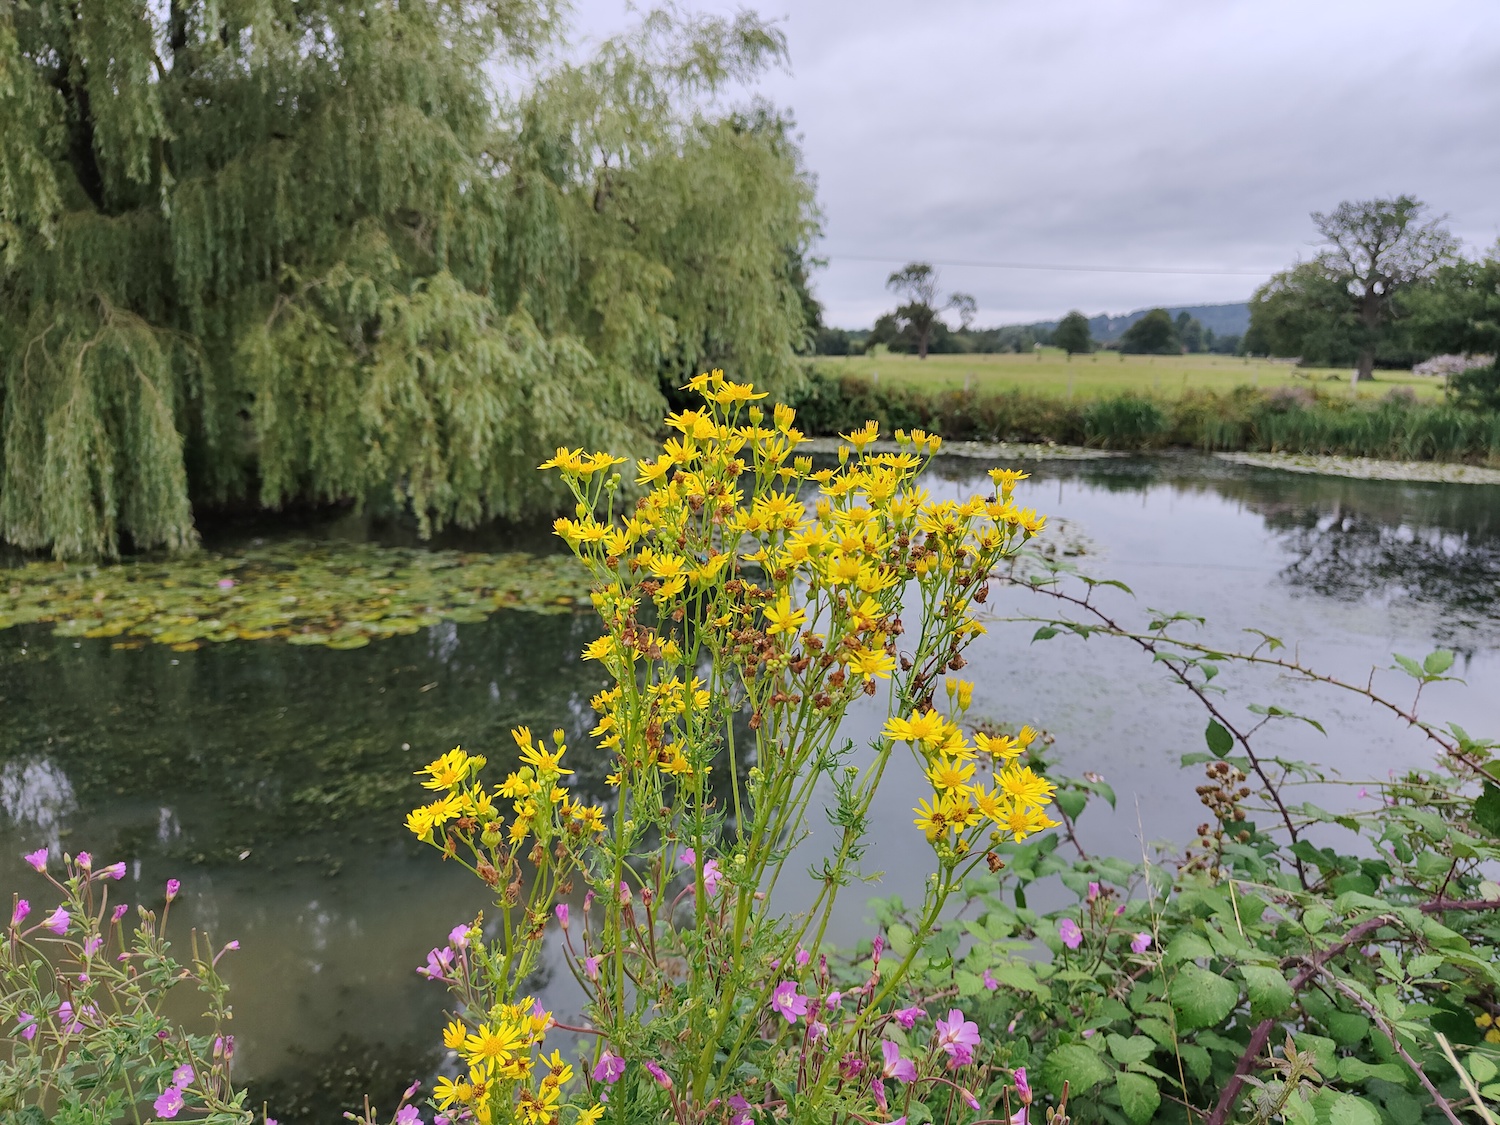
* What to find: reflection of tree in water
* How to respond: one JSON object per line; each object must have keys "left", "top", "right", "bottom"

{"left": 941, "top": 453, "right": 1500, "bottom": 638}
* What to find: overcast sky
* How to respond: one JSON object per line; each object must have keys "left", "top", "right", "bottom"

{"left": 569, "top": 1, "right": 1500, "bottom": 328}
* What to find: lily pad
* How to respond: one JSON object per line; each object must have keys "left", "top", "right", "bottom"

{"left": 0, "top": 540, "right": 591, "bottom": 650}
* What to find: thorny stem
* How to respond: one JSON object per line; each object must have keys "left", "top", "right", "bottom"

{"left": 1317, "top": 970, "right": 1465, "bottom": 1125}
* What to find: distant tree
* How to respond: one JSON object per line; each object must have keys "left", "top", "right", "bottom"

{"left": 1175, "top": 312, "right": 1205, "bottom": 353}
{"left": 884, "top": 262, "right": 975, "bottom": 359}
{"left": 951, "top": 293, "right": 978, "bottom": 332}
{"left": 1314, "top": 196, "right": 1458, "bottom": 383}
{"left": 1403, "top": 248, "right": 1500, "bottom": 409}
{"left": 1118, "top": 308, "right": 1180, "bottom": 354}
{"left": 1249, "top": 260, "right": 1361, "bottom": 365}
{"left": 1053, "top": 310, "right": 1093, "bottom": 359}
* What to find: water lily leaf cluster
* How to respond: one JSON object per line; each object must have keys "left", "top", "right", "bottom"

{"left": 0, "top": 541, "right": 590, "bottom": 650}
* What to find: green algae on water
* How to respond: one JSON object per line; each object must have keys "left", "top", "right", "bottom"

{"left": 0, "top": 541, "right": 590, "bottom": 650}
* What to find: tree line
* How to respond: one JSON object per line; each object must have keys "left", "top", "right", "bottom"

{"left": 0, "top": 2, "right": 820, "bottom": 558}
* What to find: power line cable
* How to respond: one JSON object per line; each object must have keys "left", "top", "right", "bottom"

{"left": 822, "top": 253, "right": 1272, "bottom": 277}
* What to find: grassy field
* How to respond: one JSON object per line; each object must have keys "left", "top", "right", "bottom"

{"left": 805, "top": 348, "right": 1445, "bottom": 401}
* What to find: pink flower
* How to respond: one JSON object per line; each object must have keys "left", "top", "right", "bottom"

{"left": 702, "top": 859, "right": 722, "bottom": 894}
{"left": 448, "top": 924, "right": 470, "bottom": 949}
{"left": 43, "top": 907, "right": 68, "bottom": 935}
{"left": 12, "top": 900, "right": 29, "bottom": 928}
{"left": 881, "top": 1039, "right": 917, "bottom": 1084}
{"left": 76, "top": 852, "right": 92, "bottom": 870}
{"left": 872, "top": 933, "right": 885, "bottom": 965}
{"left": 770, "top": 981, "right": 809, "bottom": 1023}
{"left": 218, "top": 578, "right": 236, "bottom": 589}
{"left": 172, "top": 1063, "right": 195, "bottom": 1087}
{"left": 678, "top": 847, "right": 695, "bottom": 866}
{"left": 826, "top": 991, "right": 843, "bottom": 1009}
{"left": 100, "top": 862, "right": 126, "bottom": 880}
{"left": 983, "top": 968, "right": 999, "bottom": 991}
{"left": 16, "top": 1013, "right": 36, "bottom": 1040}
{"left": 795, "top": 946, "right": 810, "bottom": 967}
{"left": 1358, "top": 787, "right": 1369, "bottom": 799}
{"left": 962, "top": 1089, "right": 981, "bottom": 1111}
{"left": 934, "top": 1008, "right": 981, "bottom": 1067}
{"left": 1015, "top": 1066, "right": 1033, "bottom": 1105}
{"left": 112, "top": 904, "right": 129, "bottom": 923}
{"left": 57, "top": 1001, "right": 81, "bottom": 1033}
{"left": 165, "top": 879, "right": 181, "bottom": 902}
{"left": 24, "top": 848, "right": 47, "bottom": 872}
{"left": 394, "top": 1106, "right": 420, "bottom": 1125}
{"left": 417, "top": 947, "right": 454, "bottom": 979}
{"left": 728, "top": 1095, "right": 753, "bottom": 1125}
{"left": 555, "top": 903, "right": 569, "bottom": 929}
{"left": 1131, "top": 932, "right": 1152, "bottom": 954}
{"left": 617, "top": 881, "right": 631, "bottom": 906}
{"left": 584, "top": 955, "right": 601, "bottom": 981}
{"left": 593, "top": 1051, "right": 625, "bottom": 1084}
{"left": 1087, "top": 882, "right": 1099, "bottom": 901}
{"left": 1058, "top": 918, "right": 1082, "bottom": 950}
{"left": 645, "top": 1060, "right": 672, "bottom": 1088}
{"left": 83, "top": 935, "right": 102, "bottom": 957}
{"left": 893, "top": 1005, "right": 924, "bottom": 1029}
{"left": 808, "top": 1020, "right": 828, "bottom": 1041}
{"left": 154, "top": 1087, "right": 184, "bottom": 1119}
{"left": 225, "top": 940, "right": 239, "bottom": 951}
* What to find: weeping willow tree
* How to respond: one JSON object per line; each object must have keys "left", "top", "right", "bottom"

{"left": 0, "top": 2, "right": 818, "bottom": 558}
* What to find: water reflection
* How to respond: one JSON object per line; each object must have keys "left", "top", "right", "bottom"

{"left": 2, "top": 455, "right": 1498, "bottom": 1121}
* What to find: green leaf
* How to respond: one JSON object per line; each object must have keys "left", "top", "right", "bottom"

{"left": 1114, "top": 1072, "right": 1160, "bottom": 1125}
{"left": 1475, "top": 783, "right": 1500, "bottom": 839}
{"left": 1337, "top": 1058, "right": 1407, "bottom": 1085}
{"left": 1179, "top": 1043, "right": 1211, "bottom": 1082}
{"left": 1043, "top": 1045, "right": 1114, "bottom": 1095}
{"left": 1239, "top": 965, "right": 1294, "bottom": 1018}
{"left": 1393, "top": 653, "right": 1425, "bottom": 679}
{"left": 1205, "top": 719, "right": 1233, "bottom": 757}
{"left": 1164, "top": 931, "right": 1215, "bottom": 964}
{"left": 1055, "top": 788, "right": 1088, "bottom": 820}
{"left": 1327, "top": 1093, "right": 1382, "bottom": 1125}
{"left": 1325, "top": 1011, "right": 1369, "bottom": 1045}
{"left": 1405, "top": 953, "right": 1444, "bottom": 978}
{"left": 1169, "top": 964, "right": 1239, "bottom": 1029}
{"left": 1106, "top": 1034, "right": 1156, "bottom": 1066}
{"left": 1467, "top": 1053, "right": 1497, "bottom": 1084}
{"left": 1032, "top": 626, "right": 1059, "bottom": 641}
{"left": 1423, "top": 649, "right": 1455, "bottom": 675}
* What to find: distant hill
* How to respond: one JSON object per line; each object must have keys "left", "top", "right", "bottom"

{"left": 1032, "top": 302, "right": 1250, "bottom": 342}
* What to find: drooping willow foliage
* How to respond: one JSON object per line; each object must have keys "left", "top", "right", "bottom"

{"left": 0, "top": 2, "right": 818, "bottom": 557}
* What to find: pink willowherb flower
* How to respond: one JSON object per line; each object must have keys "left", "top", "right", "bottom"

{"left": 417, "top": 947, "right": 454, "bottom": 980}
{"left": 702, "top": 859, "right": 722, "bottom": 894}
{"left": 934, "top": 1008, "right": 981, "bottom": 1067}
{"left": 795, "top": 946, "right": 810, "bottom": 967}
{"left": 448, "top": 924, "right": 470, "bottom": 949}
{"left": 393, "top": 1106, "right": 420, "bottom": 1125}
{"left": 645, "top": 1060, "right": 672, "bottom": 1089}
{"left": 100, "top": 862, "right": 126, "bottom": 880}
{"left": 1015, "top": 1066, "right": 1033, "bottom": 1104}
{"left": 11, "top": 900, "right": 29, "bottom": 928}
{"left": 165, "top": 879, "right": 181, "bottom": 902}
{"left": 154, "top": 1087, "right": 185, "bottom": 1119}
{"left": 892, "top": 1005, "right": 924, "bottom": 1029}
{"left": 983, "top": 968, "right": 999, "bottom": 990}
{"left": 24, "top": 848, "right": 47, "bottom": 872}
{"left": 770, "top": 981, "right": 809, "bottom": 1023}
{"left": 112, "top": 904, "right": 129, "bottom": 923}
{"left": 880, "top": 1039, "right": 916, "bottom": 1084}
{"left": 728, "top": 1095, "right": 753, "bottom": 1125}
{"left": 76, "top": 852, "right": 92, "bottom": 870}
{"left": 83, "top": 935, "right": 102, "bottom": 957}
{"left": 16, "top": 1013, "right": 37, "bottom": 1041}
{"left": 172, "top": 1063, "right": 195, "bottom": 1087}
{"left": 1131, "top": 932, "right": 1153, "bottom": 954}
{"left": 593, "top": 1051, "right": 625, "bottom": 1084}
{"left": 584, "top": 955, "right": 600, "bottom": 981}
{"left": 555, "top": 903, "right": 569, "bottom": 929}
{"left": 1057, "top": 918, "right": 1082, "bottom": 949}
{"left": 678, "top": 847, "right": 695, "bottom": 866}
{"left": 42, "top": 908, "right": 69, "bottom": 935}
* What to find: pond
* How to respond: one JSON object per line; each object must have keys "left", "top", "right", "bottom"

{"left": 3, "top": 454, "right": 1497, "bottom": 1121}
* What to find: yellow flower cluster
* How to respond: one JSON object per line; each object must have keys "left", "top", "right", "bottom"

{"left": 541, "top": 370, "right": 1053, "bottom": 819}
{"left": 406, "top": 735, "right": 605, "bottom": 855}
{"left": 887, "top": 707, "right": 1059, "bottom": 850}
{"left": 435, "top": 1001, "right": 597, "bottom": 1124}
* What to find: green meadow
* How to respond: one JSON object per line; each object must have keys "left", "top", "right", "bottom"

{"left": 806, "top": 347, "right": 1446, "bottom": 401}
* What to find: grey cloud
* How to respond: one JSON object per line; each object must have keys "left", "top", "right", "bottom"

{"left": 572, "top": 0, "right": 1500, "bottom": 326}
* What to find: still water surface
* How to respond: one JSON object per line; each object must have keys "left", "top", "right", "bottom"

{"left": 3, "top": 454, "right": 1497, "bottom": 1119}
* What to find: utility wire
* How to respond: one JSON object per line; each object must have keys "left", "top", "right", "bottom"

{"left": 823, "top": 253, "right": 1272, "bottom": 277}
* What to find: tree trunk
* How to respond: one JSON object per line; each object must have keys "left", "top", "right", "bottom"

{"left": 917, "top": 325, "right": 929, "bottom": 359}
{"left": 1352, "top": 347, "right": 1375, "bottom": 389}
